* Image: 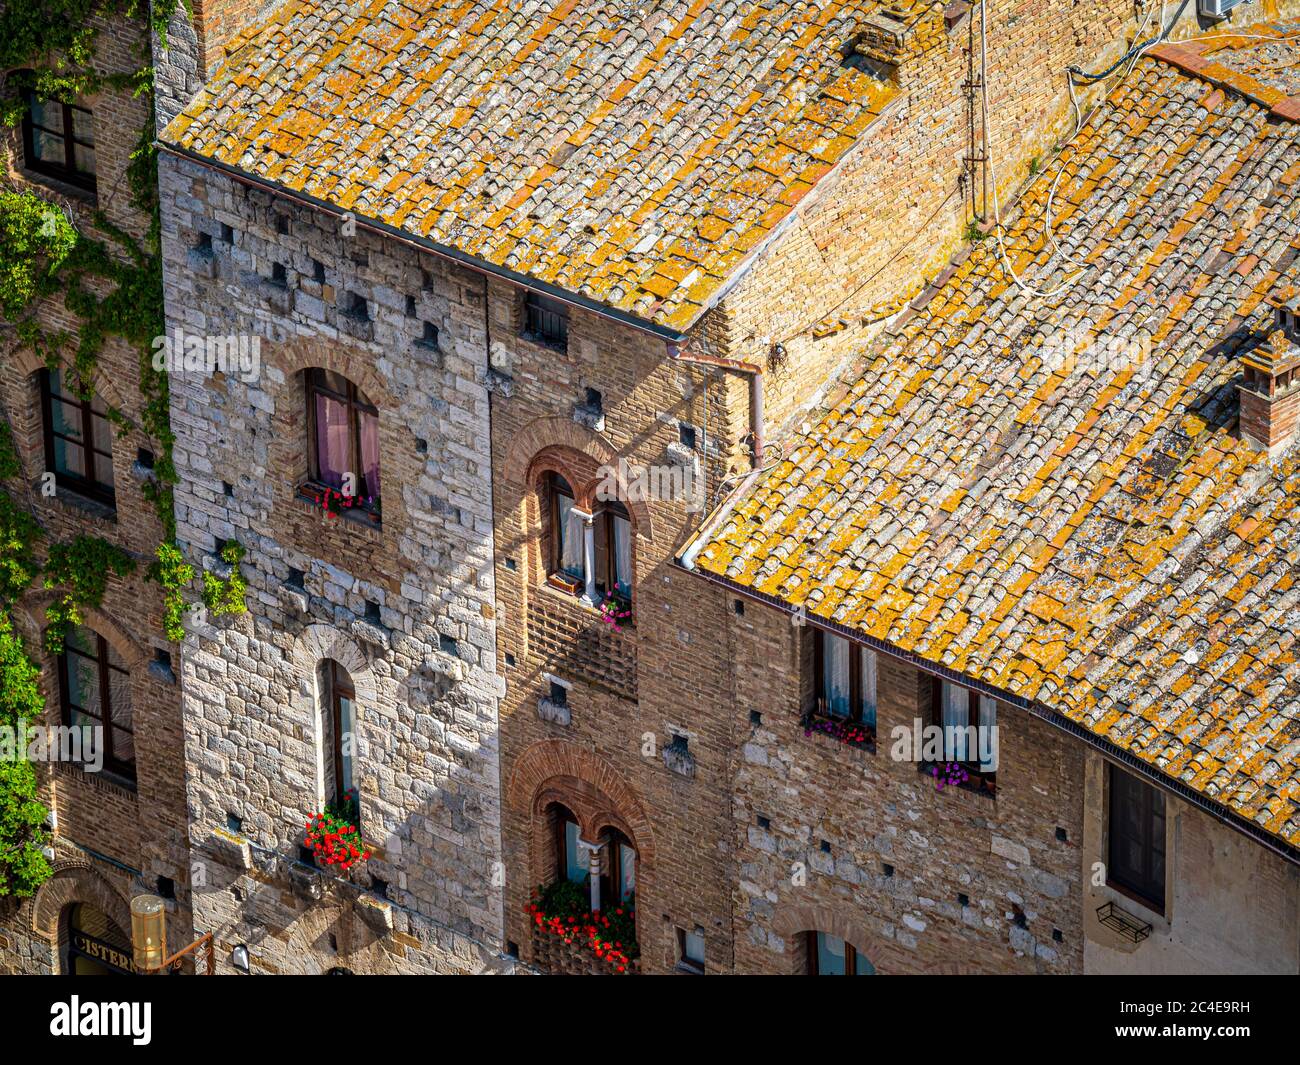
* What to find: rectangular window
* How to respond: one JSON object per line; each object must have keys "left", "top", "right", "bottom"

{"left": 306, "top": 369, "right": 380, "bottom": 510}
{"left": 935, "top": 680, "right": 998, "bottom": 774}
{"left": 523, "top": 291, "right": 569, "bottom": 350}
{"left": 1108, "top": 764, "right": 1166, "bottom": 913}
{"left": 678, "top": 928, "right": 705, "bottom": 973}
{"left": 22, "top": 91, "right": 96, "bottom": 190}
{"left": 41, "top": 369, "right": 115, "bottom": 506}
{"left": 57, "top": 625, "right": 134, "bottom": 782}
{"left": 924, "top": 679, "right": 998, "bottom": 793}
{"left": 813, "top": 630, "right": 877, "bottom": 731}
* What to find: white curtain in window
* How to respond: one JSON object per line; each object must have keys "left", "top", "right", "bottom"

{"left": 815, "top": 933, "right": 847, "bottom": 975}
{"left": 823, "top": 633, "right": 850, "bottom": 717}
{"left": 860, "top": 647, "right": 878, "bottom": 727}
{"left": 978, "top": 694, "right": 997, "bottom": 772}
{"left": 941, "top": 681, "right": 969, "bottom": 762}
{"left": 612, "top": 512, "right": 632, "bottom": 597}
{"left": 619, "top": 842, "right": 636, "bottom": 901}
{"left": 557, "top": 494, "right": 584, "bottom": 579}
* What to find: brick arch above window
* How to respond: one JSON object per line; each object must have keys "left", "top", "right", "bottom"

{"left": 510, "top": 739, "right": 656, "bottom": 862}
{"left": 29, "top": 860, "right": 132, "bottom": 949}
{"left": 261, "top": 335, "right": 394, "bottom": 411}
{"left": 13, "top": 348, "right": 131, "bottom": 417}
{"left": 508, "top": 416, "right": 654, "bottom": 540}
{"left": 16, "top": 592, "right": 147, "bottom": 674}
{"left": 771, "top": 900, "right": 898, "bottom": 974}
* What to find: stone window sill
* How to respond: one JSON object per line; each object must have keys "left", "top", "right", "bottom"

{"left": 294, "top": 483, "right": 383, "bottom": 537}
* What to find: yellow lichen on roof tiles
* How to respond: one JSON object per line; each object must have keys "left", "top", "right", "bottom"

{"left": 164, "top": 0, "right": 897, "bottom": 332}
{"left": 696, "top": 32, "right": 1300, "bottom": 847}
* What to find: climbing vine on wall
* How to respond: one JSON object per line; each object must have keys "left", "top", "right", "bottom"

{"left": 0, "top": 0, "right": 207, "bottom": 899}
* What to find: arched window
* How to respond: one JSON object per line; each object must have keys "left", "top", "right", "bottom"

{"left": 317, "top": 659, "right": 357, "bottom": 808}
{"left": 20, "top": 78, "right": 97, "bottom": 192}
{"left": 306, "top": 369, "right": 380, "bottom": 513}
{"left": 600, "top": 827, "right": 636, "bottom": 905}
{"left": 56, "top": 625, "right": 133, "bottom": 782}
{"left": 542, "top": 471, "right": 633, "bottom": 609}
{"left": 41, "top": 368, "right": 115, "bottom": 507}
{"left": 551, "top": 803, "right": 588, "bottom": 886}
{"left": 544, "top": 473, "right": 584, "bottom": 591}
{"left": 806, "top": 931, "right": 874, "bottom": 975}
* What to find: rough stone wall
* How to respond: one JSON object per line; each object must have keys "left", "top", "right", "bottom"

{"left": 722, "top": 594, "right": 1085, "bottom": 974}
{"left": 489, "top": 279, "right": 750, "bottom": 974}
{"left": 157, "top": 151, "right": 509, "bottom": 974}
{"left": 1081, "top": 750, "right": 1300, "bottom": 975}
{"left": 0, "top": 12, "right": 192, "bottom": 974}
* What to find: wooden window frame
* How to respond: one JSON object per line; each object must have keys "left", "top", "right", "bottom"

{"left": 599, "top": 828, "right": 636, "bottom": 906}
{"left": 593, "top": 502, "right": 633, "bottom": 608}
{"left": 928, "top": 677, "right": 997, "bottom": 793}
{"left": 806, "top": 931, "right": 870, "bottom": 975}
{"left": 21, "top": 89, "right": 96, "bottom": 191}
{"left": 544, "top": 473, "right": 583, "bottom": 594}
{"left": 305, "top": 369, "right": 380, "bottom": 513}
{"left": 812, "top": 628, "right": 875, "bottom": 733}
{"left": 677, "top": 927, "right": 706, "bottom": 973}
{"left": 41, "top": 369, "right": 116, "bottom": 507}
{"left": 56, "top": 629, "right": 134, "bottom": 783}
{"left": 1106, "top": 763, "right": 1166, "bottom": 915}
{"left": 522, "top": 291, "right": 569, "bottom": 351}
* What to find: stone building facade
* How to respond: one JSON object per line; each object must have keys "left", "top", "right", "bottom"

{"left": 5, "top": 0, "right": 1292, "bottom": 981}
{"left": 0, "top": 13, "right": 193, "bottom": 974}
{"left": 155, "top": 151, "right": 514, "bottom": 973}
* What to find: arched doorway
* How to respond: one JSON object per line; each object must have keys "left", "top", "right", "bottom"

{"left": 63, "top": 903, "right": 135, "bottom": 975}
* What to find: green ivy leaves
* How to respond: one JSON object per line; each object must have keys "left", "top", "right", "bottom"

{"left": 41, "top": 535, "right": 136, "bottom": 655}
{"left": 201, "top": 541, "right": 248, "bottom": 619}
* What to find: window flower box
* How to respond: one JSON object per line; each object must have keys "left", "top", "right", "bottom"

{"left": 802, "top": 709, "right": 876, "bottom": 751}
{"left": 547, "top": 571, "right": 583, "bottom": 596}
{"left": 526, "top": 881, "right": 638, "bottom": 974}
{"left": 304, "top": 790, "right": 371, "bottom": 872}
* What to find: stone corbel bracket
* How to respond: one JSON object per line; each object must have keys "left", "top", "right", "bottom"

{"left": 209, "top": 826, "right": 253, "bottom": 870}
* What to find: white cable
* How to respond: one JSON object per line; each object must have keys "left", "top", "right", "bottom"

{"left": 981, "top": 0, "right": 1173, "bottom": 299}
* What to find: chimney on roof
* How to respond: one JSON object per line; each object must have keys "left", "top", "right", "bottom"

{"left": 1238, "top": 287, "right": 1300, "bottom": 457}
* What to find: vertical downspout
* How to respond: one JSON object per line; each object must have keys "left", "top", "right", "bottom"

{"left": 667, "top": 340, "right": 765, "bottom": 469}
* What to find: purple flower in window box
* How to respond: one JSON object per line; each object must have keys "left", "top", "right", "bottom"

{"left": 931, "top": 761, "right": 969, "bottom": 792}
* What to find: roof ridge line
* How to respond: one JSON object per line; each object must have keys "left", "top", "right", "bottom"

{"left": 1146, "top": 26, "right": 1300, "bottom": 121}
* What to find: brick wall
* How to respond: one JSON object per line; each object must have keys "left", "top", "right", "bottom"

{"left": 0, "top": 13, "right": 192, "bottom": 974}
{"left": 488, "top": 280, "right": 750, "bottom": 973}
{"left": 707, "top": 0, "right": 1300, "bottom": 436}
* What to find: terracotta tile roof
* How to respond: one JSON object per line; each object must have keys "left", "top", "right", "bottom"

{"left": 696, "top": 34, "right": 1300, "bottom": 846}
{"left": 162, "top": 0, "right": 913, "bottom": 331}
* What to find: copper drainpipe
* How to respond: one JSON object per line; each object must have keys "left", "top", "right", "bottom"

{"left": 666, "top": 340, "right": 765, "bottom": 465}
